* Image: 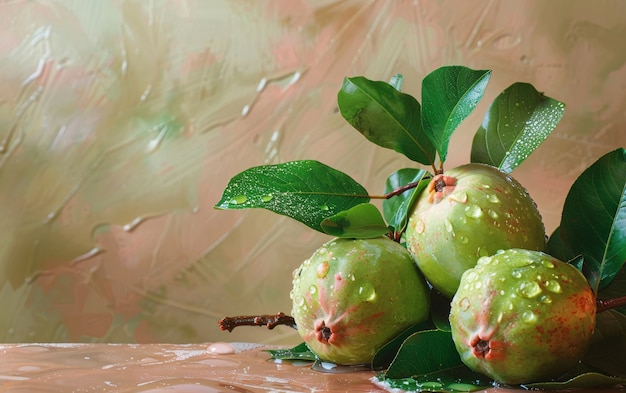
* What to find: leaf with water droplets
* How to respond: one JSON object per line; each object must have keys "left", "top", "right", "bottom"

{"left": 382, "top": 168, "right": 430, "bottom": 237}
{"left": 471, "top": 82, "right": 565, "bottom": 173}
{"left": 557, "top": 148, "right": 626, "bottom": 294}
{"left": 320, "top": 203, "right": 388, "bottom": 238}
{"left": 338, "top": 76, "right": 436, "bottom": 166}
{"left": 421, "top": 66, "right": 491, "bottom": 164}
{"left": 214, "top": 160, "right": 369, "bottom": 233}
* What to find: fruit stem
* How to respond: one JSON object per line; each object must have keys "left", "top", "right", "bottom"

{"left": 218, "top": 312, "right": 297, "bottom": 332}
{"left": 596, "top": 295, "right": 626, "bottom": 313}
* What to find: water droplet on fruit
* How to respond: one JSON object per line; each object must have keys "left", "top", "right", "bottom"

{"left": 519, "top": 281, "right": 542, "bottom": 298}
{"left": 309, "top": 285, "right": 317, "bottom": 295}
{"left": 541, "top": 295, "right": 552, "bottom": 304}
{"left": 464, "top": 205, "right": 483, "bottom": 218}
{"left": 459, "top": 297, "right": 471, "bottom": 311}
{"left": 546, "top": 280, "right": 562, "bottom": 293}
{"left": 477, "top": 256, "right": 491, "bottom": 266}
{"left": 348, "top": 274, "right": 355, "bottom": 281}
{"left": 261, "top": 194, "right": 273, "bottom": 202}
{"left": 444, "top": 219, "right": 454, "bottom": 234}
{"left": 294, "top": 296, "right": 305, "bottom": 307}
{"left": 229, "top": 195, "right": 247, "bottom": 205}
{"left": 487, "top": 209, "right": 499, "bottom": 220}
{"left": 466, "top": 271, "right": 478, "bottom": 282}
{"left": 458, "top": 235, "right": 469, "bottom": 244}
{"left": 542, "top": 260, "right": 555, "bottom": 268}
{"left": 450, "top": 192, "right": 468, "bottom": 204}
{"left": 487, "top": 194, "right": 500, "bottom": 203}
{"left": 415, "top": 218, "right": 425, "bottom": 234}
{"left": 511, "top": 270, "right": 522, "bottom": 279}
{"left": 316, "top": 262, "right": 329, "bottom": 278}
{"left": 474, "top": 282, "right": 482, "bottom": 289}
{"left": 522, "top": 310, "right": 537, "bottom": 323}
{"left": 318, "top": 248, "right": 327, "bottom": 255}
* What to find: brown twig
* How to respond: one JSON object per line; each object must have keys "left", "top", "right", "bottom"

{"left": 218, "top": 312, "right": 297, "bottom": 332}
{"left": 596, "top": 295, "right": 626, "bottom": 314}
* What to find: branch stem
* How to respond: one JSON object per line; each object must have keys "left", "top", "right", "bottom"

{"left": 596, "top": 295, "right": 626, "bottom": 313}
{"left": 218, "top": 312, "right": 297, "bottom": 332}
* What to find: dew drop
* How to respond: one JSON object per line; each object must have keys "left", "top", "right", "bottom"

{"left": 319, "top": 204, "right": 329, "bottom": 211}
{"left": 366, "top": 288, "right": 377, "bottom": 302}
{"left": 229, "top": 195, "right": 247, "bottom": 205}
{"left": 316, "top": 261, "right": 330, "bottom": 278}
{"left": 458, "top": 235, "right": 469, "bottom": 244}
{"left": 348, "top": 274, "right": 356, "bottom": 281}
{"left": 542, "top": 260, "right": 555, "bottom": 269}
{"left": 546, "top": 280, "right": 562, "bottom": 293}
{"left": 487, "top": 194, "right": 500, "bottom": 203}
{"left": 511, "top": 270, "right": 522, "bottom": 279}
{"left": 519, "top": 281, "right": 542, "bottom": 298}
{"left": 294, "top": 296, "right": 305, "bottom": 307}
{"left": 522, "top": 310, "right": 537, "bottom": 323}
{"left": 459, "top": 297, "right": 471, "bottom": 311}
{"left": 421, "top": 382, "right": 443, "bottom": 389}
{"left": 540, "top": 295, "right": 552, "bottom": 304}
{"left": 415, "top": 218, "right": 425, "bottom": 234}
{"left": 261, "top": 194, "right": 273, "bottom": 202}
{"left": 309, "top": 285, "right": 317, "bottom": 295}
{"left": 466, "top": 271, "right": 478, "bottom": 282}
{"left": 318, "top": 248, "right": 327, "bottom": 255}
{"left": 450, "top": 192, "right": 468, "bottom": 204}
{"left": 464, "top": 204, "right": 483, "bottom": 218}
{"left": 477, "top": 256, "right": 491, "bottom": 266}
{"left": 487, "top": 209, "right": 499, "bottom": 220}
{"left": 474, "top": 281, "right": 482, "bottom": 290}
{"left": 444, "top": 218, "right": 454, "bottom": 234}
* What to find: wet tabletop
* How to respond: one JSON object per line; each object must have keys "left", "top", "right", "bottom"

{"left": 2, "top": 342, "right": 622, "bottom": 393}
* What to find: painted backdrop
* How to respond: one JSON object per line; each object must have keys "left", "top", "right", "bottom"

{"left": 0, "top": 0, "right": 624, "bottom": 344}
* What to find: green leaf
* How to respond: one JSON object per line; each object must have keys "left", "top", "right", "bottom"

{"left": 470, "top": 82, "right": 565, "bottom": 173}
{"left": 523, "top": 372, "right": 626, "bottom": 390}
{"left": 384, "top": 329, "right": 463, "bottom": 379}
{"left": 597, "top": 266, "right": 626, "bottom": 316}
{"left": 214, "top": 160, "right": 369, "bottom": 233}
{"left": 558, "top": 147, "right": 626, "bottom": 293}
{"left": 421, "top": 66, "right": 491, "bottom": 164}
{"left": 374, "top": 366, "right": 492, "bottom": 392}
{"left": 546, "top": 226, "right": 578, "bottom": 263}
{"left": 371, "top": 320, "right": 436, "bottom": 371}
{"left": 320, "top": 203, "right": 388, "bottom": 238}
{"left": 338, "top": 76, "right": 436, "bottom": 166}
{"left": 583, "top": 316, "right": 626, "bottom": 377}
{"left": 382, "top": 168, "right": 431, "bottom": 236}
{"left": 389, "top": 74, "right": 404, "bottom": 91}
{"left": 265, "top": 342, "right": 317, "bottom": 361}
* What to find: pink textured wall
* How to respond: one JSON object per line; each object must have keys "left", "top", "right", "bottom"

{"left": 0, "top": 0, "right": 624, "bottom": 344}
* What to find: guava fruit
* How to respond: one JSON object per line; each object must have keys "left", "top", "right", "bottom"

{"left": 449, "top": 248, "right": 596, "bottom": 384}
{"left": 405, "top": 163, "right": 546, "bottom": 298}
{"left": 290, "top": 236, "right": 430, "bottom": 365}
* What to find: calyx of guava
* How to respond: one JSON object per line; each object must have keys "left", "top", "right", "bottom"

{"left": 290, "top": 236, "right": 430, "bottom": 365}
{"left": 450, "top": 248, "right": 596, "bottom": 385}
{"left": 405, "top": 163, "right": 546, "bottom": 298}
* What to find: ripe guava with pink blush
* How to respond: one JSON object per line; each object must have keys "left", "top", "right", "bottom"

{"left": 290, "top": 236, "right": 430, "bottom": 365}
{"left": 405, "top": 163, "right": 546, "bottom": 298}
{"left": 450, "top": 248, "right": 596, "bottom": 384}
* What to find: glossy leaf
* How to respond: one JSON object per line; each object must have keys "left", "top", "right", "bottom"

{"left": 374, "top": 364, "right": 492, "bottom": 393}
{"left": 214, "top": 160, "right": 369, "bottom": 233}
{"left": 583, "top": 315, "right": 626, "bottom": 377}
{"left": 421, "top": 66, "right": 491, "bottom": 164}
{"left": 338, "top": 76, "right": 436, "bottom": 166}
{"left": 559, "top": 148, "right": 626, "bottom": 293}
{"left": 470, "top": 82, "right": 565, "bottom": 173}
{"left": 382, "top": 168, "right": 430, "bottom": 236}
{"left": 371, "top": 320, "right": 435, "bottom": 371}
{"left": 383, "top": 329, "right": 462, "bottom": 379}
{"left": 320, "top": 203, "right": 388, "bottom": 238}
{"left": 389, "top": 74, "right": 404, "bottom": 91}
{"left": 265, "top": 342, "right": 317, "bottom": 361}
{"left": 524, "top": 372, "right": 626, "bottom": 390}
{"left": 597, "top": 266, "right": 626, "bottom": 315}
{"left": 546, "top": 226, "right": 577, "bottom": 263}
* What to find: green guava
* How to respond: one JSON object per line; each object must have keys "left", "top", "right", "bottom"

{"left": 450, "top": 248, "right": 596, "bottom": 384}
{"left": 406, "top": 163, "right": 546, "bottom": 298}
{"left": 290, "top": 236, "right": 430, "bottom": 365}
